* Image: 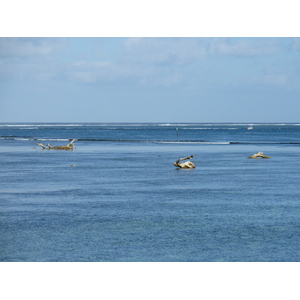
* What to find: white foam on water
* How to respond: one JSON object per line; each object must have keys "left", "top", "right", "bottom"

{"left": 156, "top": 141, "right": 231, "bottom": 144}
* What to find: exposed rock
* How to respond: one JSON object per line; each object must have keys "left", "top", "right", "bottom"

{"left": 173, "top": 155, "right": 196, "bottom": 168}
{"left": 35, "top": 139, "right": 76, "bottom": 150}
{"left": 247, "top": 152, "right": 271, "bottom": 159}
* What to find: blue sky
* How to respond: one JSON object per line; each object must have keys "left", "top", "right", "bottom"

{"left": 1, "top": 37, "right": 300, "bottom": 123}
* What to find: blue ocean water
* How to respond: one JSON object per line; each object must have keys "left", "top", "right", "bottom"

{"left": 1, "top": 123, "right": 300, "bottom": 261}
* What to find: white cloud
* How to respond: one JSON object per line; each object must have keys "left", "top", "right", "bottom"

{"left": 261, "top": 73, "right": 288, "bottom": 86}
{"left": 0, "top": 37, "right": 67, "bottom": 57}
{"left": 121, "top": 37, "right": 282, "bottom": 68}
{"left": 0, "top": 38, "right": 68, "bottom": 81}
{"left": 0, "top": 37, "right": 298, "bottom": 91}
{"left": 123, "top": 37, "right": 206, "bottom": 65}
{"left": 64, "top": 38, "right": 297, "bottom": 88}
{"left": 67, "top": 60, "right": 131, "bottom": 83}
{"left": 206, "top": 37, "right": 281, "bottom": 57}
{"left": 0, "top": 54, "right": 65, "bottom": 81}
{"left": 71, "top": 61, "right": 111, "bottom": 70}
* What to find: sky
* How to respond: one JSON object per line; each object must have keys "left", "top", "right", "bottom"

{"left": 1, "top": 36, "right": 300, "bottom": 123}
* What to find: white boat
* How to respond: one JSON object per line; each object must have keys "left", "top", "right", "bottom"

{"left": 246, "top": 125, "right": 253, "bottom": 130}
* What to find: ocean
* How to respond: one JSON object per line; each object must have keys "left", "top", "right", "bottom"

{"left": 1, "top": 123, "right": 300, "bottom": 262}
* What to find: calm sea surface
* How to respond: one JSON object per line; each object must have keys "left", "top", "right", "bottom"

{"left": 1, "top": 123, "right": 300, "bottom": 261}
